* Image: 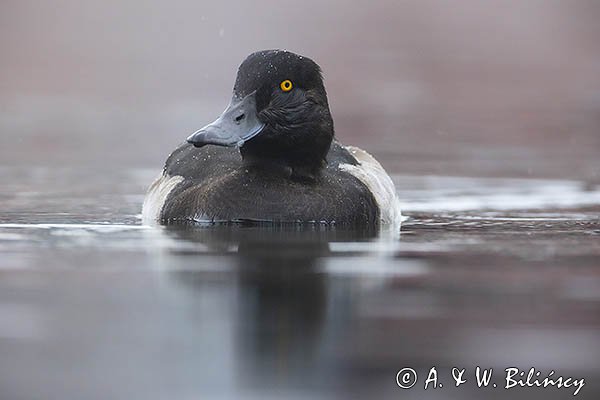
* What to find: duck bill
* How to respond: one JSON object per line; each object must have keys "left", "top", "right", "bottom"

{"left": 186, "top": 91, "right": 265, "bottom": 148}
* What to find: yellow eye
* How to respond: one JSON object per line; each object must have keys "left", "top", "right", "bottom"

{"left": 280, "top": 79, "right": 293, "bottom": 92}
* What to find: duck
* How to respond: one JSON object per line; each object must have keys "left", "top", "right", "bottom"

{"left": 142, "top": 50, "right": 401, "bottom": 228}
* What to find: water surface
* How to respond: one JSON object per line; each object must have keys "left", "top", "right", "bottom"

{"left": 1, "top": 167, "right": 599, "bottom": 399}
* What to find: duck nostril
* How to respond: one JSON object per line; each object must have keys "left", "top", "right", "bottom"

{"left": 234, "top": 113, "right": 245, "bottom": 123}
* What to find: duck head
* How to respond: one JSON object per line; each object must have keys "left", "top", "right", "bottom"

{"left": 187, "top": 50, "right": 334, "bottom": 180}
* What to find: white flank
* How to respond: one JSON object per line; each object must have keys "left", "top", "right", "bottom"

{"left": 339, "top": 146, "right": 402, "bottom": 228}
{"left": 141, "top": 173, "right": 184, "bottom": 225}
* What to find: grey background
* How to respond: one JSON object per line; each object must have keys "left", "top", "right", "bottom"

{"left": 1, "top": 0, "right": 599, "bottom": 178}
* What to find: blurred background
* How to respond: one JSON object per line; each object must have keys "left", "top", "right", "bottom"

{"left": 1, "top": 0, "right": 599, "bottom": 179}
{"left": 1, "top": 1, "right": 599, "bottom": 400}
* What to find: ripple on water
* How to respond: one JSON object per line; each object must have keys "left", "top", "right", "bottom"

{"left": 0, "top": 169, "right": 598, "bottom": 263}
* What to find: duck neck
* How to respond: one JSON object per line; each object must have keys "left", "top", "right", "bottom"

{"left": 240, "top": 148, "right": 328, "bottom": 182}
{"left": 240, "top": 134, "right": 332, "bottom": 182}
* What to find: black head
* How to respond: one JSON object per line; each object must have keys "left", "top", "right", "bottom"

{"left": 187, "top": 50, "right": 334, "bottom": 180}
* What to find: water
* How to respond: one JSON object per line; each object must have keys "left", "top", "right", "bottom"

{"left": 1, "top": 166, "right": 599, "bottom": 399}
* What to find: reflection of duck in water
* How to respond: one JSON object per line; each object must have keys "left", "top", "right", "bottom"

{"left": 164, "top": 225, "right": 378, "bottom": 388}
{"left": 231, "top": 229, "right": 329, "bottom": 382}
{"left": 143, "top": 50, "right": 401, "bottom": 229}
{"left": 164, "top": 224, "right": 378, "bottom": 251}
